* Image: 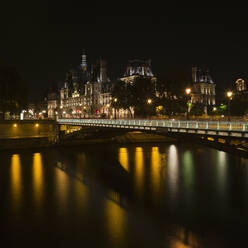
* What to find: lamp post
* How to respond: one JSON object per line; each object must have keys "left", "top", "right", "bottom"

{"left": 147, "top": 98, "right": 152, "bottom": 104}
{"left": 83, "top": 106, "right": 86, "bottom": 118}
{"left": 114, "top": 98, "right": 118, "bottom": 119}
{"left": 185, "top": 88, "right": 191, "bottom": 120}
{"left": 226, "top": 91, "right": 233, "bottom": 122}
{"left": 106, "top": 104, "right": 110, "bottom": 118}
{"left": 147, "top": 98, "right": 152, "bottom": 118}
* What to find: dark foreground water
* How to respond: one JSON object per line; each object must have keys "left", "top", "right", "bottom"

{"left": 1, "top": 143, "right": 248, "bottom": 248}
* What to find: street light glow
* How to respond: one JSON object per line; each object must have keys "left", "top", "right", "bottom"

{"left": 147, "top": 99, "right": 152, "bottom": 104}
{"left": 185, "top": 88, "right": 191, "bottom": 95}
{"left": 226, "top": 91, "right": 233, "bottom": 98}
{"left": 114, "top": 98, "right": 118, "bottom": 102}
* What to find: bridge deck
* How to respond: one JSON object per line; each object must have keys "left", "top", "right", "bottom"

{"left": 57, "top": 119, "right": 248, "bottom": 138}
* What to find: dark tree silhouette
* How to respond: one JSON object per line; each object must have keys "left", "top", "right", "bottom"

{"left": 112, "top": 77, "right": 157, "bottom": 118}
{"left": 0, "top": 61, "right": 28, "bottom": 119}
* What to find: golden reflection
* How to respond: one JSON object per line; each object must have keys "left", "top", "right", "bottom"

{"left": 118, "top": 148, "right": 129, "bottom": 172}
{"left": 105, "top": 191, "right": 126, "bottom": 245}
{"left": 167, "top": 145, "right": 179, "bottom": 196}
{"left": 151, "top": 147, "right": 161, "bottom": 196}
{"left": 135, "top": 147, "right": 144, "bottom": 194}
{"left": 73, "top": 178, "right": 88, "bottom": 214}
{"left": 74, "top": 153, "right": 88, "bottom": 213}
{"left": 169, "top": 227, "right": 201, "bottom": 248}
{"left": 55, "top": 164, "right": 69, "bottom": 210}
{"left": 10, "top": 154, "right": 22, "bottom": 209}
{"left": 76, "top": 152, "right": 87, "bottom": 181}
{"left": 33, "top": 153, "right": 44, "bottom": 205}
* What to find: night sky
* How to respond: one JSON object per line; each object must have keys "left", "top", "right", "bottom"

{"left": 2, "top": 5, "right": 248, "bottom": 101}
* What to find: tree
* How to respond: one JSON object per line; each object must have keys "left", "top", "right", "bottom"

{"left": 190, "top": 103, "right": 205, "bottom": 116}
{"left": 132, "top": 77, "right": 156, "bottom": 118}
{"left": 155, "top": 66, "right": 191, "bottom": 116}
{"left": 112, "top": 77, "right": 157, "bottom": 118}
{"left": 112, "top": 80, "right": 134, "bottom": 118}
{"left": 230, "top": 98, "right": 248, "bottom": 116}
{"left": 0, "top": 62, "right": 28, "bottom": 119}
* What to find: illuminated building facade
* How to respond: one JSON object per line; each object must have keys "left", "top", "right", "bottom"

{"left": 57, "top": 52, "right": 113, "bottom": 118}
{"left": 234, "top": 78, "right": 248, "bottom": 99}
{"left": 120, "top": 59, "right": 156, "bottom": 84}
{"left": 191, "top": 67, "right": 216, "bottom": 106}
{"left": 47, "top": 91, "right": 59, "bottom": 119}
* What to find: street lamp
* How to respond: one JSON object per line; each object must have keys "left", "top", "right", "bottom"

{"left": 226, "top": 91, "right": 233, "bottom": 121}
{"left": 83, "top": 106, "right": 86, "bottom": 118}
{"left": 185, "top": 88, "right": 191, "bottom": 120}
{"left": 106, "top": 104, "right": 110, "bottom": 118}
{"left": 185, "top": 88, "right": 191, "bottom": 95}
{"left": 147, "top": 98, "right": 152, "bottom": 104}
{"left": 113, "top": 98, "right": 118, "bottom": 119}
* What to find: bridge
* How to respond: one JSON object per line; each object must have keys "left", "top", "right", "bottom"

{"left": 57, "top": 118, "right": 248, "bottom": 139}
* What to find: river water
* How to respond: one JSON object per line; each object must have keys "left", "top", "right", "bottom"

{"left": 1, "top": 143, "right": 248, "bottom": 247}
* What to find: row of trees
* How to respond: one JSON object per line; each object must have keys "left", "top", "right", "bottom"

{"left": 0, "top": 61, "right": 28, "bottom": 119}
{"left": 111, "top": 76, "right": 248, "bottom": 118}
{"left": 111, "top": 77, "right": 189, "bottom": 118}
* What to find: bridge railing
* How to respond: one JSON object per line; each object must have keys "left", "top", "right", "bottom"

{"left": 57, "top": 118, "right": 248, "bottom": 132}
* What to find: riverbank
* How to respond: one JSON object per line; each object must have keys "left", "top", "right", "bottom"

{"left": 0, "top": 130, "right": 247, "bottom": 159}
{"left": 0, "top": 137, "right": 56, "bottom": 151}
{"left": 0, "top": 131, "right": 175, "bottom": 151}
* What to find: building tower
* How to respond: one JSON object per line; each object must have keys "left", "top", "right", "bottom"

{"left": 99, "top": 58, "right": 108, "bottom": 83}
{"left": 235, "top": 78, "right": 246, "bottom": 92}
{"left": 81, "top": 50, "right": 87, "bottom": 71}
{"left": 191, "top": 67, "right": 216, "bottom": 106}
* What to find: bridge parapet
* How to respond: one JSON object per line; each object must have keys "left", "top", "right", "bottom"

{"left": 57, "top": 118, "right": 248, "bottom": 139}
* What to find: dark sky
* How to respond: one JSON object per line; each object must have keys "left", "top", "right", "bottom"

{"left": 2, "top": 4, "right": 248, "bottom": 101}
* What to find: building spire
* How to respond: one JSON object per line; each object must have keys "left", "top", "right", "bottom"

{"left": 81, "top": 49, "right": 87, "bottom": 71}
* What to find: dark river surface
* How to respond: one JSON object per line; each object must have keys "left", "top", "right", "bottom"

{"left": 1, "top": 142, "right": 248, "bottom": 248}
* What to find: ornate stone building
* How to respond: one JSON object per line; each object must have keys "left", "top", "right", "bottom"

{"left": 234, "top": 78, "right": 248, "bottom": 99}
{"left": 235, "top": 78, "right": 247, "bottom": 92}
{"left": 56, "top": 52, "right": 113, "bottom": 118}
{"left": 191, "top": 67, "right": 216, "bottom": 106}
{"left": 120, "top": 59, "right": 156, "bottom": 84}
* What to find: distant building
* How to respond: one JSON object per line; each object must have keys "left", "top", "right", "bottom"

{"left": 58, "top": 52, "right": 114, "bottom": 118}
{"left": 235, "top": 78, "right": 247, "bottom": 92}
{"left": 47, "top": 90, "right": 59, "bottom": 119}
{"left": 234, "top": 78, "right": 248, "bottom": 99}
{"left": 120, "top": 59, "right": 156, "bottom": 84}
{"left": 191, "top": 67, "right": 216, "bottom": 106}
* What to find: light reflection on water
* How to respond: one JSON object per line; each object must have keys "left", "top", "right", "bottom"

{"left": 150, "top": 147, "right": 162, "bottom": 197}
{"left": 55, "top": 162, "right": 69, "bottom": 214}
{"left": 169, "top": 226, "right": 202, "bottom": 248}
{"left": 216, "top": 151, "right": 228, "bottom": 196}
{"left": 134, "top": 147, "right": 144, "bottom": 196}
{"left": 2, "top": 144, "right": 248, "bottom": 247}
{"left": 105, "top": 190, "right": 126, "bottom": 247}
{"left": 10, "top": 154, "right": 22, "bottom": 212}
{"left": 167, "top": 145, "right": 179, "bottom": 200}
{"left": 33, "top": 153, "right": 44, "bottom": 206}
{"left": 118, "top": 148, "right": 129, "bottom": 172}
